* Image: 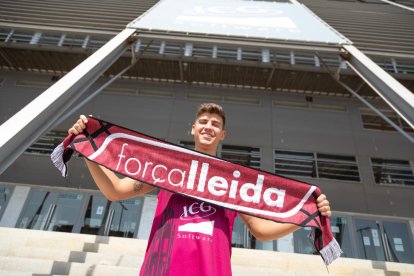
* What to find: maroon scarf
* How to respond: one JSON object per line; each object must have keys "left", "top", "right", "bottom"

{"left": 51, "top": 116, "right": 342, "bottom": 265}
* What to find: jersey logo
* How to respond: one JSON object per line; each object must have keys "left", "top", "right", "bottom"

{"left": 178, "top": 221, "right": 214, "bottom": 236}
{"left": 178, "top": 201, "right": 216, "bottom": 236}
{"left": 180, "top": 201, "right": 216, "bottom": 220}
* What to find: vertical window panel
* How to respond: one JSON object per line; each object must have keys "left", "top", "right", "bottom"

{"left": 275, "top": 150, "right": 360, "bottom": 182}
{"left": 317, "top": 153, "right": 360, "bottom": 182}
{"left": 180, "top": 141, "right": 261, "bottom": 169}
{"left": 372, "top": 158, "right": 414, "bottom": 186}
{"left": 360, "top": 107, "right": 413, "bottom": 133}
{"left": 274, "top": 150, "right": 316, "bottom": 178}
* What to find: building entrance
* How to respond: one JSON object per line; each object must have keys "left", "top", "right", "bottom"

{"left": 16, "top": 189, "right": 144, "bottom": 238}
{"left": 355, "top": 218, "right": 414, "bottom": 264}
{"left": 80, "top": 194, "right": 143, "bottom": 238}
{"left": 17, "top": 189, "right": 85, "bottom": 232}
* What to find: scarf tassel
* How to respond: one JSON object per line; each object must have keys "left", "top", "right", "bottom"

{"left": 320, "top": 238, "right": 343, "bottom": 266}
{"left": 51, "top": 142, "right": 67, "bottom": 177}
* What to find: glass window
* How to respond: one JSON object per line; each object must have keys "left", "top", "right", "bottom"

{"left": 360, "top": 107, "right": 413, "bottom": 133}
{"left": 180, "top": 142, "right": 261, "bottom": 169}
{"left": 8, "top": 30, "right": 33, "bottom": 44}
{"left": 275, "top": 150, "right": 316, "bottom": 178}
{"left": 60, "top": 34, "right": 86, "bottom": 48}
{"left": 372, "top": 158, "right": 414, "bottom": 186}
{"left": 382, "top": 221, "right": 414, "bottom": 264}
{"left": 354, "top": 219, "right": 386, "bottom": 261}
{"left": 255, "top": 239, "right": 277, "bottom": 251}
{"left": 231, "top": 216, "right": 247, "bottom": 248}
{"left": 294, "top": 217, "right": 354, "bottom": 258}
{"left": 275, "top": 150, "right": 360, "bottom": 182}
{"left": 80, "top": 194, "right": 109, "bottom": 235}
{"left": 26, "top": 130, "right": 67, "bottom": 155}
{"left": 46, "top": 192, "right": 85, "bottom": 232}
{"left": 18, "top": 190, "right": 54, "bottom": 230}
{"left": 317, "top": 153, "right": 360, "bottom": 182}
{"left": 272, "top": 99, "right": 346, "bottom": 112}
{"left": 221, "top": 145, "right": 261, "bottom": 169}
{"left": 108, "top": 198, "right": 143, "bottom": 238}
{"left": 330, "top": 216, "right": 354, "bottom": 258}
{"left": 293, "top": 227, "right": 316, "bottom": 255}
{"left": 38, "top": 33, "right": 62, "bottom": 46}
{"left": 18, "top": 189, "right": 86, "bottom": 233}
{"left": 0, "top": 185, "right": 13, "bottom": 220}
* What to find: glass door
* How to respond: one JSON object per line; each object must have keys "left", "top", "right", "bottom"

{"left": 232, "top": 216, "right": 250, "bottom": 248}
{"left": 18, "top": 189, "right": 55, "bottom": 230}
{"left": 80, "top": 194, "right": 109, "bottom": 235}
{"left": 17, "top": 188, "right": 145, "bottom": 238}
{"left": 354, "top": 218, "right": 414, "bottom": 264}
{"left": 106, "top": 199, "right": 143, "bottom": 238}
{"left": 330, "top": 216, "right": 355, "bottom": 258}
{"left": 355, "top": 218, "right": 386, "bottom": 261}
{"left": 293, "top": 226, "right": 316, "bottom": 254}
{"left": 0, "top": 185, "right": 13, "bottom": 220}
{"left": 294, "top": 215, "right": 356, "bottom": 258}
{"left": 45, "top": 192, "right": 85, "bottom": 232}
{"left": 382, "top": 220, "right": 414, "bottom": 264}
{"left": 17, "top": 189, "right": 87, "bottom": 233}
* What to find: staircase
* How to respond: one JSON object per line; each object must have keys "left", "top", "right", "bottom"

{"left": 1, "top": 227, "right": 413, "bottom": 275}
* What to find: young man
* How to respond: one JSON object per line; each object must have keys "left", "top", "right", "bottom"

{"left": 69, "top": 103, "right": 331, "bottom": 275}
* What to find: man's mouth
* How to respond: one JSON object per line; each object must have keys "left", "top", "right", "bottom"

{"left": 201, "top": 132, "right": 214, "bottom": 139}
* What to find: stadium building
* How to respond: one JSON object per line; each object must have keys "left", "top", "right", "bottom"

{"left": 0, "top": 0, "right": 413, "bottom": 273}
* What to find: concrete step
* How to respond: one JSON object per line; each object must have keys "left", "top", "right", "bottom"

{"left": 232, "top": 247, "right": 414, "bottom": 274}
{"left": 0, "top": 245, "right": 143, "bottom": 267}
{"left": 1, "top": 256, "right": 412, "bottom": 276}
{"left": 231, "top": 265, "right": 298, "bottom": 276}
{"left": 55, "top": 262, "right": 140, "bottom": 276}
{"left": 0, "top": 256, "right": 140, "bottom": 276}
{"left": 0, "top": 227, "right": 148, "bottom": 256}
{"left": 0, "top": 256, "right": 56, "bottom": 274}
{"left": 0, "top": 226, "right": 148, "bottom": 247}
{"left": 0, "top": 271, "right": 34, "bottom": 276}
{"left": 0, "top": 239, "right": 147, "bottom": 257}
{"left": 2, "top": 251, "right": 413, "bottom": 276}
{"left": 2, "top": 227, "right": 414, "bottom": 275}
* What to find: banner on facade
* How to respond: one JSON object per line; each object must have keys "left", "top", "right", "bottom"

{"left": 128, "top": 0, "right": 350, "bottom": 45}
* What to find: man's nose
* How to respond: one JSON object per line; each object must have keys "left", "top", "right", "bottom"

{"left": 204, "top": 121, "right": 213, "bottom": 129}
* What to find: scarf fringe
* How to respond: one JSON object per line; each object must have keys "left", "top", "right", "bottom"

{"left": 320, "top": 238, "right": 343, "bottom": 266}
{"left": 51, "top": 142, "right": 67, "bottom": 177}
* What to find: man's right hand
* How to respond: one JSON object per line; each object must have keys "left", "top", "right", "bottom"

{"left": 68, "top": 115, "right": 88, "bottom": 135}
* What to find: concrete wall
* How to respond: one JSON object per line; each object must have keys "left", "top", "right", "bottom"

{"left": 1, "top": 71, "right": 413, "bottom": 218}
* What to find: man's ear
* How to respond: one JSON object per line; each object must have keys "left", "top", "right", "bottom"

{"left": 191, "top": 124, "right": 195, "bottom": 135}
{"left": 220, "top": 130, "right": 227, "bottom": 141}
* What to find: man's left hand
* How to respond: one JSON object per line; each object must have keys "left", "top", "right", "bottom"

{"left": 316, "top": 194, "right": 331, "bottom": 217}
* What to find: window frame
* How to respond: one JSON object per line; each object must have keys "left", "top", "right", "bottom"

{"left": 274, "top": 149, "right": 361, "bottom": 183}
{"left": 370, "top": 157, "right": 414, "bottom": 187}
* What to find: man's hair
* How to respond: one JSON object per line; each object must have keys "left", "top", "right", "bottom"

{"left": 196, "top": 103, "right": 226, "bottom": 128}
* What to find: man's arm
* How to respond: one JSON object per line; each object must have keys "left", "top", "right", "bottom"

{"left": 239, "top": 194, "right": 331, "bottom": 241}
{"left": 239, "top": 214, "right": 300, "bottom": 241}
{"left": 69, "top": 115, "right": 155, "bottom": 201}
{"left": 85, "top": 160, "right": 155, "bottom": 201}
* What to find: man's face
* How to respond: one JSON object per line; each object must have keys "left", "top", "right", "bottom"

{"left": 191, "top": 112, "right": 226, "bottom": 154}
